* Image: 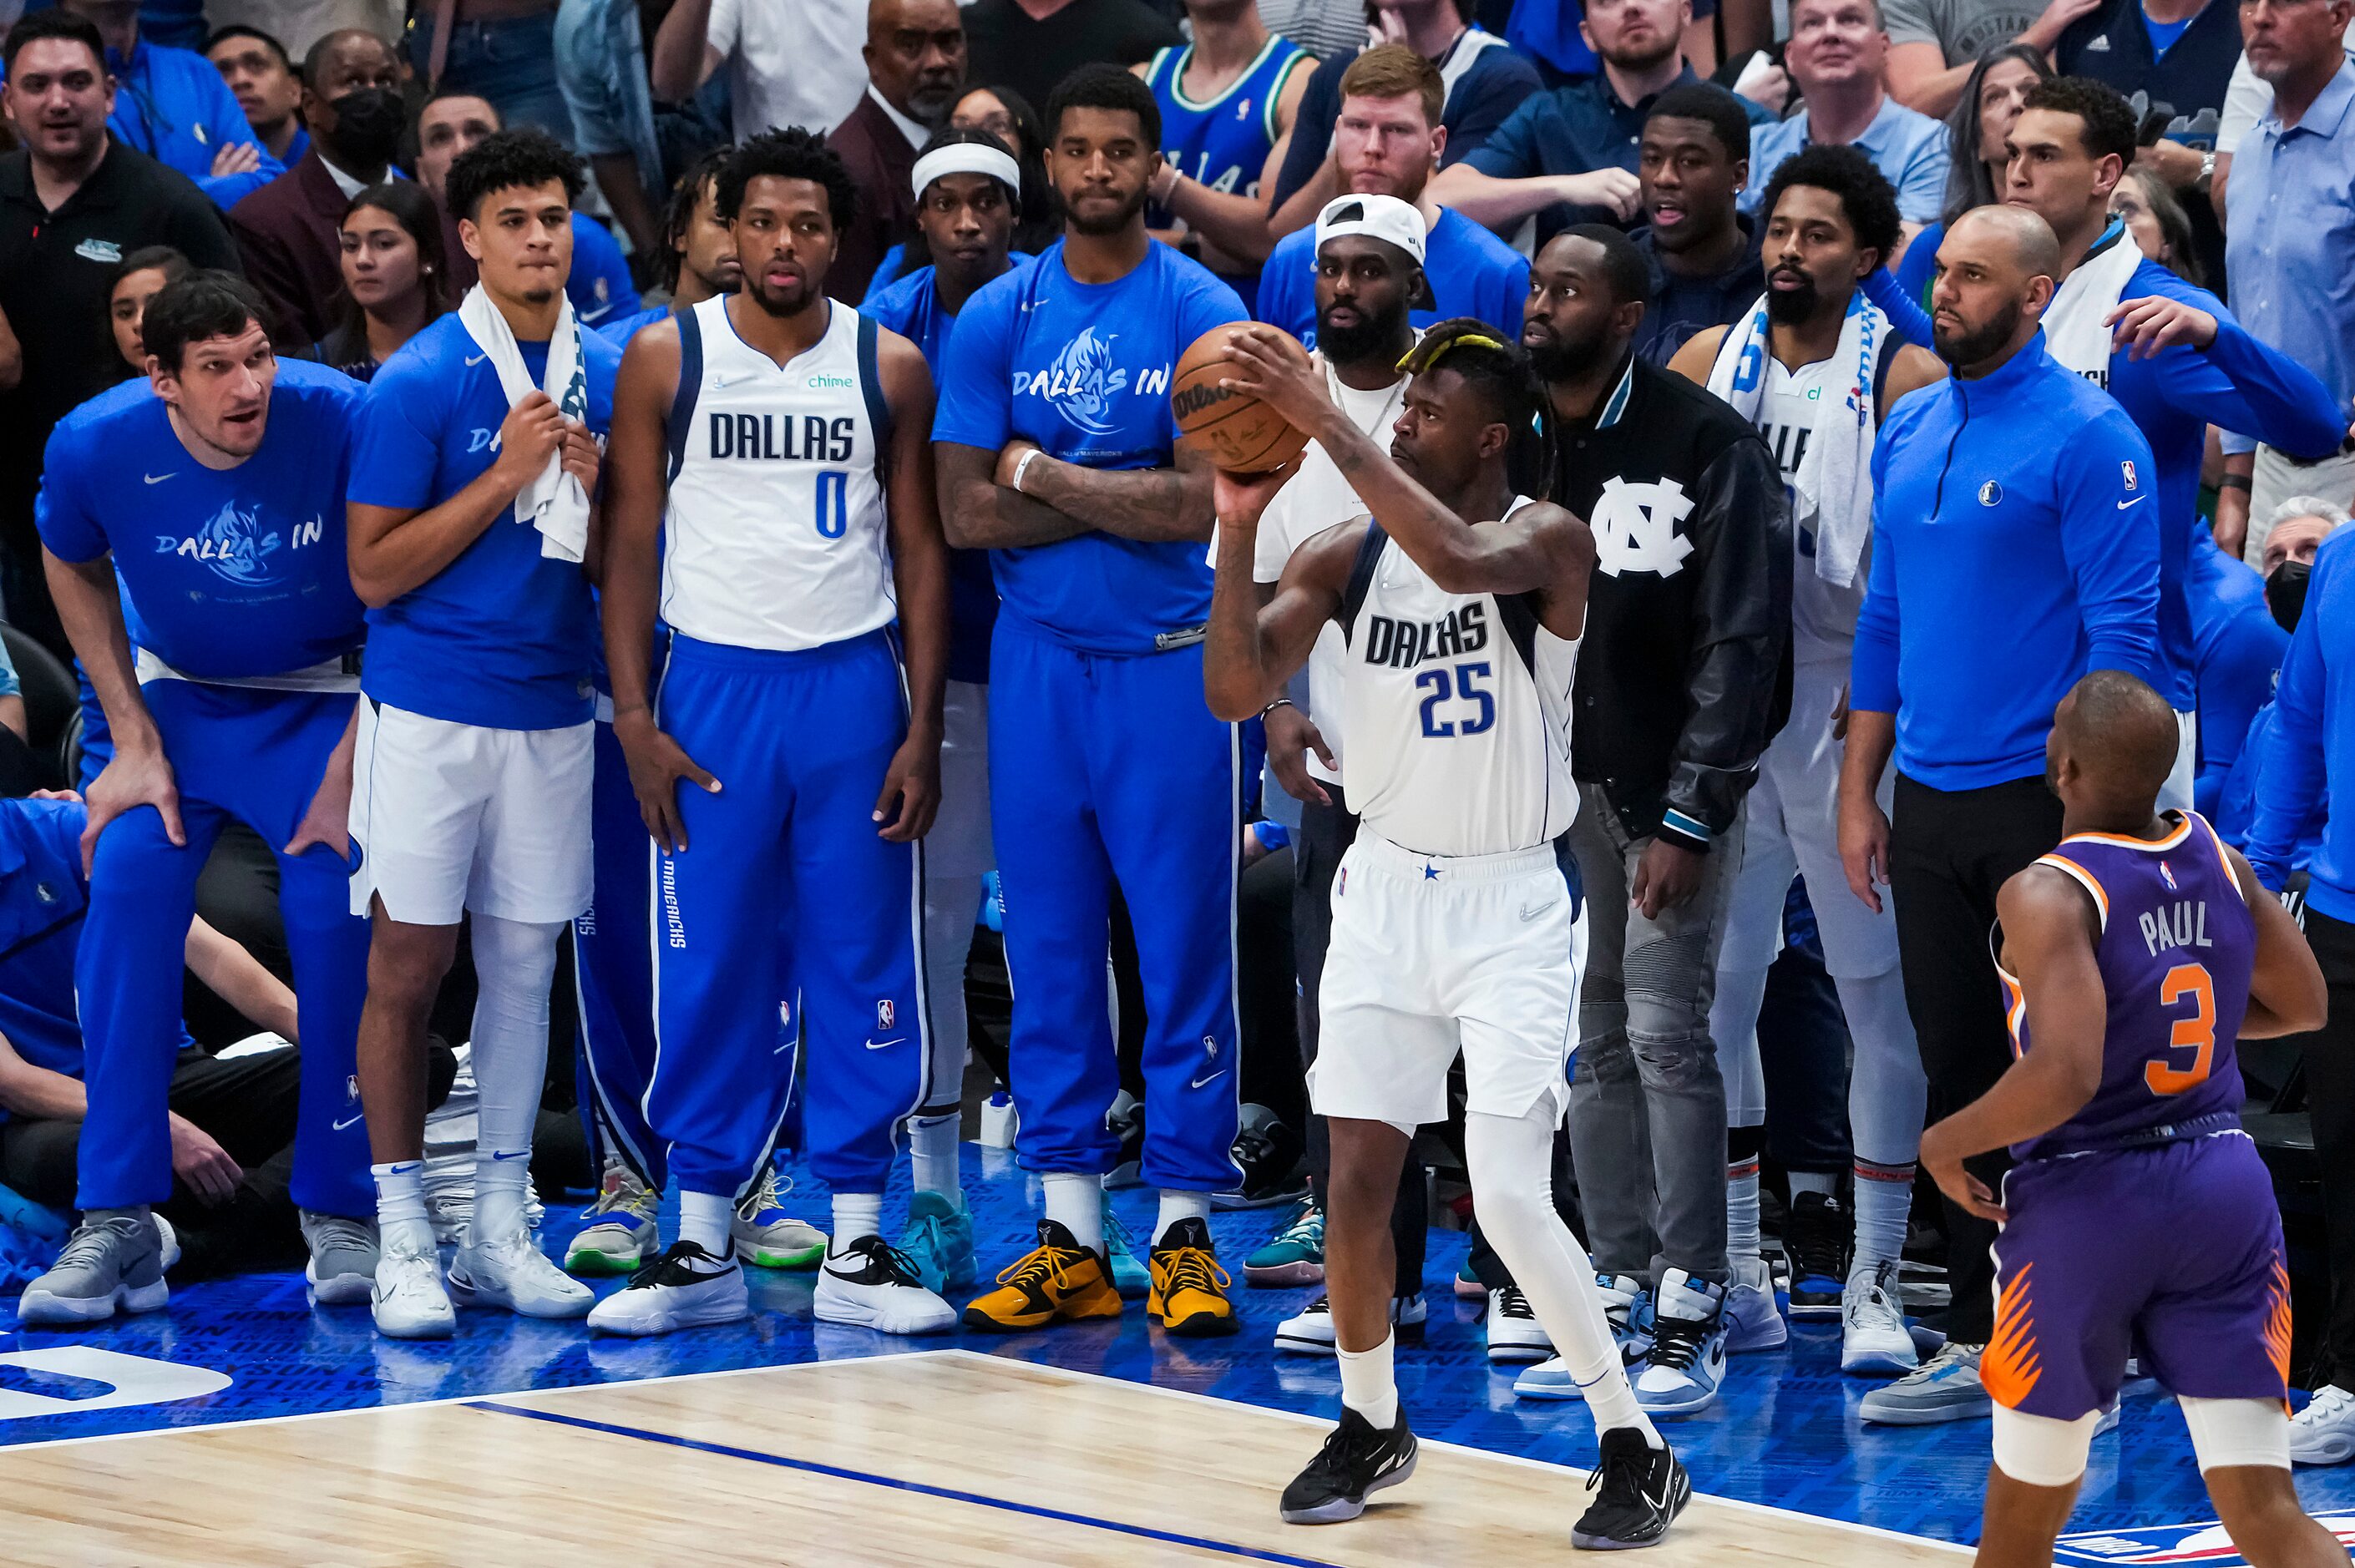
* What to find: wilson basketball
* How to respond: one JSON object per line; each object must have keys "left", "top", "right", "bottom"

{"left": 1171, "top": 324, "right": 1312, "bottom": 476}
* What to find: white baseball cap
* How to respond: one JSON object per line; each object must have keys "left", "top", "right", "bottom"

{"left": 1313, "top": 193, "right": 1427, "bottom": 266}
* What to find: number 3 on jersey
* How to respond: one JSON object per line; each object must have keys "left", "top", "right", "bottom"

{"left": 1416, "top": 661, "right": 1494, "bottom": 738}
{"left": 814, "top": 470, "right": 848, "bottom": 539}
{"left": 2146, "top": 962, "right": 2216, "bottom": 1096}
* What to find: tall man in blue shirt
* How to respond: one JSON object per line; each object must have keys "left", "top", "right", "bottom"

{"left": 935, "top": 65, "right": 1249, "bottom": 1336}
{"left": 18, "top": 271, "right": 374, "bottom": 1324}
{"left": 1838, "top": 205, "right": 2161, "bottom": 1426}
{"left": 345, "top": 129, "right": 620, "bottom": 1340}
{"left": 2221, "top": 0, "right": 2355, "bottom": 564}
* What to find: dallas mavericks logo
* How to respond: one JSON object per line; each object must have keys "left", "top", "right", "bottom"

{"left": 155, "top": 499, "right": 305, "bottom": 586}
{"left": 1041, "top": 326, "right": 1127, "bottom": 437}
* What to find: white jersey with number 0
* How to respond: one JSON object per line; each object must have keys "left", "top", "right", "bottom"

{"left": 661, "top": 296, "right": 897, "bottom": 650}
{"left": 1335, "top": 498, "right": 1581, "bottom": 857}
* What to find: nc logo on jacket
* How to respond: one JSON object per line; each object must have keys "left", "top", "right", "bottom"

{"left": 1590, "top": 475, "right": 1694, "bottom": 578}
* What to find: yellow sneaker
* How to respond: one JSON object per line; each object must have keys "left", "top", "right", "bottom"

{"left": 962, "top": 1220, "right": 1124, "bottom": 1332}
{"left": 1148, "top": 1216, "right": 1238, "bottom": 1338}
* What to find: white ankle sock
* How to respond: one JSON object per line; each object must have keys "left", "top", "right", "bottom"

{"left": 1790, "top": 1171, "right": 1839, "bottom": 1200}
{"left": 372, "top": 1161, "right": 433, "bottom": 1256}
{"left": 1042, "top": 1173, "right": 1105, "bottom": 1257}
{"left": 679, "top": 1190, "right": 732, "bottom": 1259}
{"left": 1726, "top": 1159, "right": 1760, "bottom": 1262}
{"left": 1336, "top": 1332, "right": 1399, "bottom": 1429}
{"left": 831, "top": 1192, "right": 883, "bottom": 1255}
{"left": 1852, "top": 1160, "right": 1916, "bottom": 1274}
{"left": 908, "top": 1110, "right": 962, "bottom": 1200}
{"left": 473, "top": 1150, "right": 530, "bottom": 1244}
{"left": 1156, "top": 1189, "right": 1211, "bottom": 1243}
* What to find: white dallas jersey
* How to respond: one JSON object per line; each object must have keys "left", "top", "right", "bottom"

{"left": 1753, "top": 353, "right": 1868, "bottom": 668}
{"left": 660, "top": 296, "right": 897, "bottom": 650}
{"left": 1336, "top": 500, "right": 1581, "bottom": 857}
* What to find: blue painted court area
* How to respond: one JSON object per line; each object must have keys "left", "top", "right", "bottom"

{"left": 4, "top": 1142, "right": 2352, "bottom": 1556}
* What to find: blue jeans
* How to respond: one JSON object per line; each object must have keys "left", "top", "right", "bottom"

{"left": 554, "top": 0, "right": 661, "bottom": 206}
{"left": 411, "top": 7, "right": 575, "bottom": 145}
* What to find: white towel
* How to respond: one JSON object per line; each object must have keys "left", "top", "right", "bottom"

{"left": 1706, "top": 291, "right": 1887, "bottom": 589}
{"left": 457, "top": 284, "right": 591, "bottom": 563}
{"left": 2041, "top": 219, "right": 2143, "bottom": 385}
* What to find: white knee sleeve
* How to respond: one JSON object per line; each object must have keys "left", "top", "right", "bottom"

{"left": 1990, "top": 1404, "right": 2099, "bottom": 1488}
{"left": 2180, "top": 1396, "right": 2292, "bottom": 1474}
{"left": 1712, "top": 964, "right": 1770, "bottom": 1127}
{"left": 1836, "top": 967, "right": 1927, "bottom": 1168}
{"left": 468, "top": 913, "right": 565, "bottom": 1157}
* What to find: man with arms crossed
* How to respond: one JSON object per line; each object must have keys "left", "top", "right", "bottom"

{"left": 345, "top": 129, "right": 617, "bottom": 1339}
{"left": 1208, "top": 316, "right": 1689, "bottom": 1550}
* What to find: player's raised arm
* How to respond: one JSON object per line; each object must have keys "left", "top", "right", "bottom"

{"left": 2224, "top": 842, "right": 2329, "bottom": 1039}
{"left": 1203, "top": 462, "right": 1352, "bottom": 721}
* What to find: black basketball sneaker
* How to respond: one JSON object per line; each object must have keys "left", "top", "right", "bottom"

{"left": 1572, "top": 1427, "right": 1692, "bottom": 1550}
{"left": 1279, "top": 1406, "right": 1419, "bottom": 1524}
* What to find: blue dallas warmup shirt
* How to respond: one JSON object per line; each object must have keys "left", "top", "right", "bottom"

{"left": 2248, "top": 527, "right": 2355, "bottom": 918}
{"left": 349, "top": 312, "right": 621, "bottom": 730}
{"left": 0, "top": 798, "right": 147, "bottom": 1117}
{"left": 568, "top": 211, "right": 642, "bottom": 329}
{"left": 1851, "top": 330, "right": 2161, "bottom": 788}
{"left": 1255, "top": 205, "right": 1528, "bottom": 350}
{"left": 932, "top": 240, "right": 1245, "bottom": 653}
{"left": 37, "top": 362, "right": 366, "bottom": 677}
{"left": 1863, "top": 243, "right": 2341, "bottom": 712}
{"left": 2188, "top": 528, "right": 2288, "bottom": 817}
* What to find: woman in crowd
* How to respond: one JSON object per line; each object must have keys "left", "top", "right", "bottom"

{"left": 2110, "top": 164, "right": 2203, "bottom": 287}
{"left": 315, "top": 181, "right": 453, "bottom": 382}
{"left": 1893, "top": 44, "right": 2054, "bottom": 303}
{"left": 107, "top": 246, "right": 193, "bottom": 377}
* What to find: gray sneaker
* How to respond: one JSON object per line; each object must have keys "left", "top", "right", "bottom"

{"left": 301, "top": 1210, "right": 380, "bottom": 1307}
{"left": 1859, "top": 1341, "right": 1990, "bottom": 1425}
{"left": 18, "top": 1208, "right": 169, "bottom": 1326}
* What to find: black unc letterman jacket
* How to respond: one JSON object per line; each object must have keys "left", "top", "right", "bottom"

{"left": 1550, "top": 351, "right": 1792, "bottom": 854}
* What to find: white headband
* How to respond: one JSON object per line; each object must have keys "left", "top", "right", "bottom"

{"left": 910, "top": 143, "right": 1021, "bottom": 203}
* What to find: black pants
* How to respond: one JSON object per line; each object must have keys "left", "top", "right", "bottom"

{"left": 2299, "top": 909, "right": 2355, "bottom": 1388}
{"left": 1757, "top": 928, "right": 1856, "bottom": 1177}
{"left": 1238, "top": 844, "right": 1306, "bottom": 1130}
{"left": 1296, "top": 790, "right": 1427, "bottom": 1295}
{"left": 1888, "top": 772, "right": 2063, "bottom": 1343}
{"left": 1, "top": 1046, "right": 303, "bottom": 1280}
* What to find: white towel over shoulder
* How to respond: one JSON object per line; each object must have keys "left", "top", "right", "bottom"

{"left": 457, "top": 284, "right": 591, "bottom": 563}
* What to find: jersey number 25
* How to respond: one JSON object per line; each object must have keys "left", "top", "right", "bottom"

{"left": 1416, "top": 662, "right": 1495, "bottom": 739}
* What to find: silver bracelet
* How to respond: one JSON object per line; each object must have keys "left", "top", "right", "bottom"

{"left": 1011, "top": 448, "right": 1044, "bottom": 495}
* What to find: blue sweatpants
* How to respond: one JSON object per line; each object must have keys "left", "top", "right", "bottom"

{"left": 76, "top": 681, "right": 372, "bottom": 1216}
{"left": 573, "top": 716, "right": 667, "bottom": 1190}
{"left": 990, "top": 618, "right": 1242, "bottom": 1191}
{"left": 645, "top": 631, "right": 928, "bottom": 1199}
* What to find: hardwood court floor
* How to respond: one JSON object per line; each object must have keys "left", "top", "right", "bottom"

{"left": 0, "top": 1348, "right": 1968, "bottom": 1566}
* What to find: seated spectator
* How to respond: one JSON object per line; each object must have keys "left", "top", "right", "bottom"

{"left": 1740, "top": 0, "right": 1949, "bottom": 226}
{"left": 0, "top": 793, "right": 310, "bottom": 1282}
{"left": 1891, "top": 41, "right": 2049, "bottom": 305}
{"left": 225, "top": 28, "right": 417, "bottom": 344}
{"left": 58, "top": 0, "right": 281, "bottom": 208}
{"left": 205, "top": 24, "right": 307, "bottom": 166}
{"left": 315, "top": 181, "right": 453, "bottom": 380}
{"left": 1882, "top": 0, "right": 2101, "bottom": 118}
{"left": 831, "top": 0, "right": 969, "bottom": 305}
{"left": 600, "top": 147, "right": 742, "bottom": 346}
{"left": 952, "top": 83, "right": 1066, "bottom": 258}
{"left": 2265, "top": 495, "right": 2355, "bottom": 589}
{"left": 551, "top": 0, "right": 666, "bottom": 257}
{"left": 1428, "top": 0, "right": 1718, "bottom": 240}
{"left": 1260, "top": 0, "right": 1377, "bottom": 59}
{"left": 952, "top": 0, "right": 1179, "bottom": 122}
{"left": 2188, "top": 524, "right": 2289, "bottom": 817}
{"left": 2108, "top": 163, "right": 2201, "bottom": 285}
{"left": 412, "top": 90, "right": 639, "bottom": 328}
{"left": 2057, "top": 0, "right": 2240, "bottom": 289}
{"left": 1632, "top": 83, "right": 1764, "bottom": 362}
{"left": 1254, "top": 45, "right": 1529, "bottom": 345}
{"left": 1502, "top": 0, "right": 1725, "bottom": 83}
{"left": 1267, "top": 0, "right": 1543, "bottom": 230}
{"left": 105, "top": 245, "right": 193, "bottom": 380}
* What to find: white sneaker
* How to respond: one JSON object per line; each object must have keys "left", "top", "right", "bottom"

{"left": 448, "top": 1228, "right": 594, "bottom": 1318}
{"left": 587, "top": 1242, "right": 749, "bottom": 1336}
{"left": 372, "top": 1239, "right": 456, "bottom": 1339}
{"left": 1599, "top": 1272, "right": 1655, "bottom": 1364}
{"left": 1633, "top": 1270, "right": 1730, "bottom": 1416}
{"left": 2292, "top": 1384, "right": 2355, "bottom": 1465}
{"left": 1724, "top": 1256, "right": 1786, "bottom": 1353}
{"left": 154, "top": 1213, "right": 180, "bottom": 1272}
{"left": 813, "top": 1236, "right": 957, "bottom": 1335}
{"left": 1486, "top": 1286, "right": 1553, "bottom": 1364}
{"left": 1273, "top": 1292, "right": 1428, "bottom": 1354}
{"left": 1841, "top": 1260, "right": 1919, "bottom": 1375}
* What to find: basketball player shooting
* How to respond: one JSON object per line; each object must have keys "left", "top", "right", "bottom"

{"left": 1917, "top": 670, "right": 2338, "bottom": 1568}
{"left": 1203, "top": 318, "right": 1691, "bottom": 1550}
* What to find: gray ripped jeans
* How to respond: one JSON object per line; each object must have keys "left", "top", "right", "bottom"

{"left": 1564, "top": 783, "right": 1745, "bottom": 1286}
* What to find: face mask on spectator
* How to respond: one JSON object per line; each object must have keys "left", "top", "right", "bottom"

{"left": 327, "top": 88, "right": 408, "bottom": 169}
{"left": 2268, "top": 559, "right": 2313, "bottom": 634}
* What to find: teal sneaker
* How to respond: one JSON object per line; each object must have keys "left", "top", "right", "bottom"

{"left": 1243, "top": 1200, "right": 1324, "bottom": 1288}
{"left": 1102, "top": 1196, "right": 1151, "bottom": 1300}
{"left": 898, "top": 1190, "right": 977, "bottom": 1294}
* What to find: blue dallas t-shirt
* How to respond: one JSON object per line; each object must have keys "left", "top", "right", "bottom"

{"left": 932, "top": 240, "right": 1246, "bottom": 654}
{"left": 37, "top": 360, "right": 367, "bottom": 679}
{"left": 568, "top": 212, "right": 643, "bottom": 329}
{"left": 1255, "top": 206, "right": 1529, "bottom": 351}
{"left": 348, "top": 312, "right": 622, "bottom": 731}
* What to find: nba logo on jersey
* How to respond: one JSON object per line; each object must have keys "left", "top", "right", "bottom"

{"left": 2160, "top": 861, "right": 2178, "bottom": 892}
{"left": 2122, "top": 460, "right": 2139, "bottom": 489}
{"left": 877, "top": 999, "right": 895, "bottom": 1030}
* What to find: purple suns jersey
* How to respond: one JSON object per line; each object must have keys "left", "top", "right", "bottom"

{"left": 1998, "top": 811, "right": 2256, "bottom": 1161}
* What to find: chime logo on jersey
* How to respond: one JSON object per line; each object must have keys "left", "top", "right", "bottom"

{"left": 2057, "top": 1514, "right": 2355, "bottom": 1565}
{"left": 153, "top": 500, "right": 323, "bottom": 587}
{"left": 1589, "top": 475, "right": 1694, "bottom": 578}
